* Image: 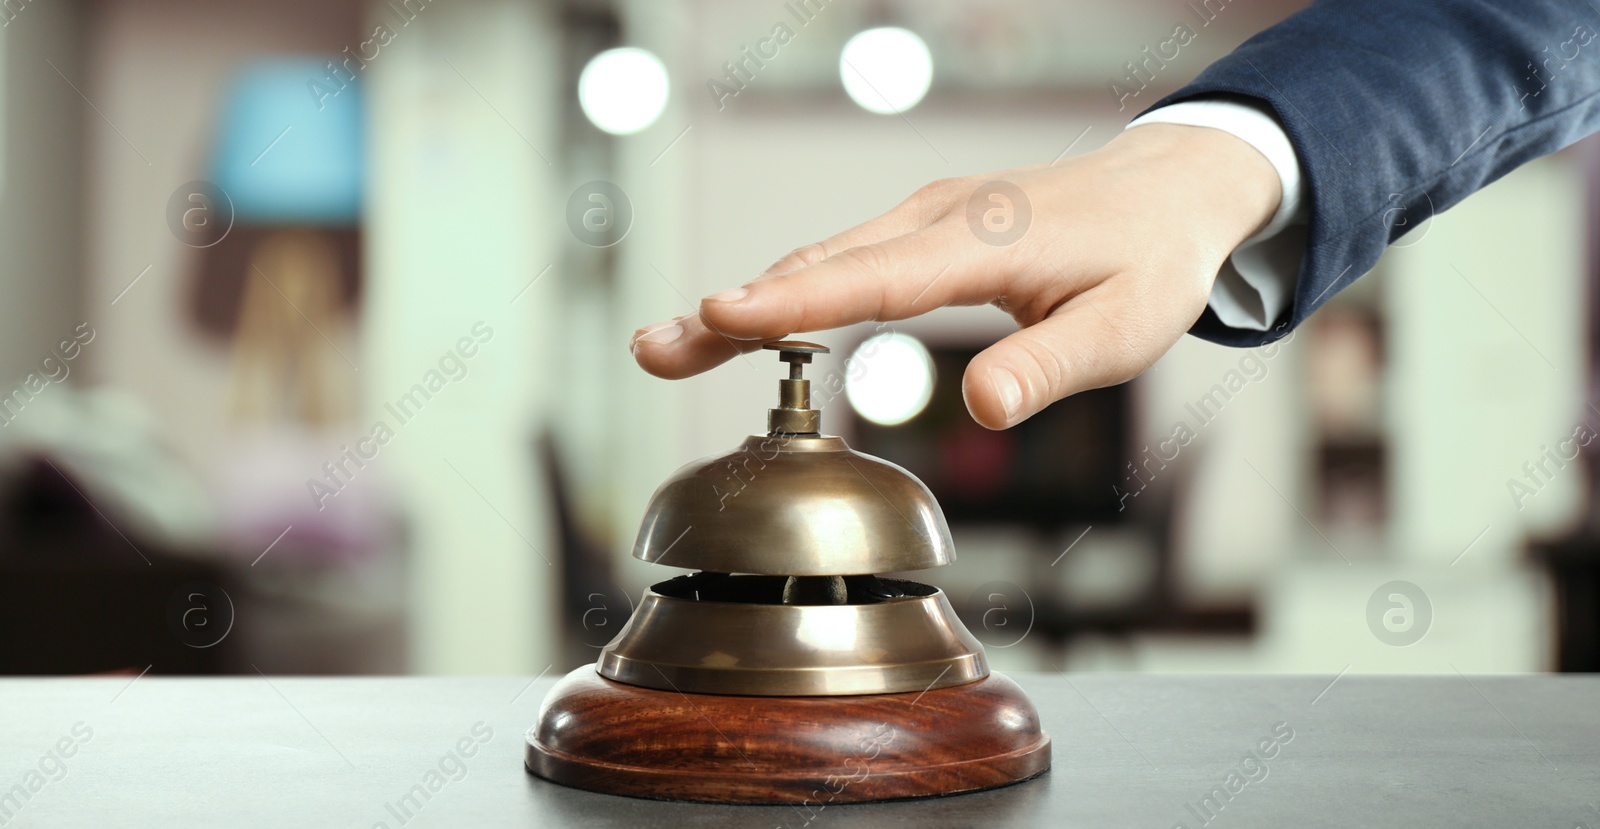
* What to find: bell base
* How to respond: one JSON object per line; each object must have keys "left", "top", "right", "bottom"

{"left": 526, "top": 666, "right": 1051, "bottom": 804}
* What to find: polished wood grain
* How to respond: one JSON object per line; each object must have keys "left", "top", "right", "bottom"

{"left": 525, "top": 666, "right": 1051, "bottom": 804}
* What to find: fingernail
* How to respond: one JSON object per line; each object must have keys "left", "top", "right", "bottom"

{"left": 636, "top": 324, "right": 684, "bottom": 346}
{"left": 633, "top": 319, "right": 675, "bottom": 341}
{"left": 991, "top": 367, "right": 1022, "bottom": 421}
{"left": 706, "top": 287, "right": 749, "bottom": 304}
{"left": 630, "top": 321, "right": 668, "bottom": 340}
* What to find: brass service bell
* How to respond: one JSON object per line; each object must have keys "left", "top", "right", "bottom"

{"left": 527, "top": 341, "right": 1050, "bottom": 803}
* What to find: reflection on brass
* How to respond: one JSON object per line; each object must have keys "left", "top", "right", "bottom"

{"left": 631, "top": 435, "right": 955, "bottom": 575}
{"left": 597, "top": 576, "right": 987, "bottom": 696}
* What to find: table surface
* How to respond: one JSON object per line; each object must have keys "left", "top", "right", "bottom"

{"left": 0, "top": 671, "right": 1595, "bottom": 828}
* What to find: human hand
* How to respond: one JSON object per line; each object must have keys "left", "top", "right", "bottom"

{"left": 630, "top": 123, "right": 1281, "bottom": 429}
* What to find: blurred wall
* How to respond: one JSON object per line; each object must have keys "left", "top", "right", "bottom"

{"left": 365, "top": 0, "right": 562, "bottom": 674}
{"left": 0, "top": 1, "right": 84, "bottom": 384}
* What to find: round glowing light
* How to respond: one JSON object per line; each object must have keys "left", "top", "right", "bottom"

{"left": 846, "top": 333, "right": 935, "bottom": 426}
{"left": 578, "top": 48, "right": 669, "bottom": 135}
{"left": 838, "top": 27, "right": 933, "bottom": 114}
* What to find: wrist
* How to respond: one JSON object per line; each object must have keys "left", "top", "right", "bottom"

{"left": 1111, "top": 123, "right": 1282, "bottom": 253}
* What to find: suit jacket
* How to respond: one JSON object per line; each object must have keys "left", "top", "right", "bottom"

{"left": 1147, "top": 0, "right": 1600, "bottom": 346}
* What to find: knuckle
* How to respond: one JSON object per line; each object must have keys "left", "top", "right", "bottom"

{"left": 919, "top": 177, "right": 960, "bottom": 197}
{"left": 819, "top": 244, "right": 893, "bottom": 322}
{"left": 786, "top": 242, "right": 831, "bottom": 268}
{"left": 907, "top": 178, "right": 965, "bottom": 220}
{"left": 832, "top": 243, "right": 894, "bottom": 281}
{"left": 762, "top": 242, "right": 832, "bottom": 277}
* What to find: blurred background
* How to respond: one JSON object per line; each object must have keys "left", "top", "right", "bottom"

{"left": 1, "top": 0, "right": 1594, "bottom": 678}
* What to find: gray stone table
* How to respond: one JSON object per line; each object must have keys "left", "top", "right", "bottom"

{"left": 0, "top": 673, "right": 1594, "bottom": 827}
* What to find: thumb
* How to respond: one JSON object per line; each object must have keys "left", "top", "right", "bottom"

{"left": 961, "top": 288, "right": 1158, "bottom": 429}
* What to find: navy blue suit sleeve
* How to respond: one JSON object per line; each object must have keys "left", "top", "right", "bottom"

{"left": 1146, "top": 0, "right": 1600, "bottom": 347}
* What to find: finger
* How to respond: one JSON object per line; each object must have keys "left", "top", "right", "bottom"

{"left": 632, "top": 187, "right": 947, "bottom": 379}
{"left": 700, "top": 223, "right": 1016, "bottom": 341}
{"left": 631, "top": 311, "right": 768, "bottom": 379}
{"left": 634, "top": 179, "right": 969, "bottom": 379}
{"left": 962, "top": 283, "right": 1180, "bottom": 429}
{"left": 748, "top": 184, "right": 947, "bottom": 281}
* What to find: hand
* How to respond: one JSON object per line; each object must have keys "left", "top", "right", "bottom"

{"left": 630, "top": 123, "right": 1281, "bottom": 429}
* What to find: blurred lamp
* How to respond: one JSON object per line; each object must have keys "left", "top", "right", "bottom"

{"left": 846, "top": 332, "right": 935, "bottom": 426}
{"left": 211, "top": 59, "right": 364, "bottom": 225}
{"left": 579, "top": 48, "right": 670, "bottom": 135}
{"left": 839, "top": 27, "right": 933, "bottom": 114}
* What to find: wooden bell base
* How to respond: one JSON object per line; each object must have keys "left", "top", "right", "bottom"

{"left": 525, "top": 666, "right": 1050, "bottom": 804}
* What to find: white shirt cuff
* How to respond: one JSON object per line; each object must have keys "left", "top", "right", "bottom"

{"left": 1127, "top": 99, "right": 1308, "bottom": 332}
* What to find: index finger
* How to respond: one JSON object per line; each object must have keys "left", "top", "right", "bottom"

{"left": 631, "top": 196, "right": 935, "bottom": 379}
{"left": 698, "top": 223, "right": 1007, "bottom": 342}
